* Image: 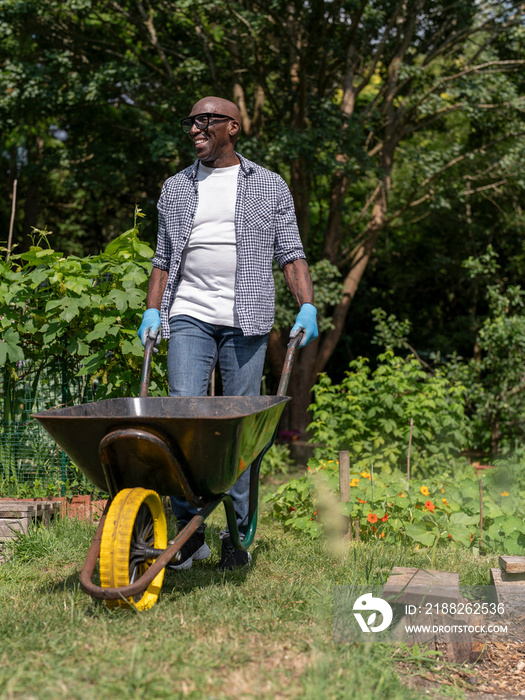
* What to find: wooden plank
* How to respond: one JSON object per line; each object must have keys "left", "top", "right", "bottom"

{"left": 0, "top": 520, "right": 26, "bottom": 539}
{"left": 490, "top": 567, "right": 525, "bottom": 614}
{"left": 383, "top": 567, "right": 460, "bottom": 606}
{"left": 0, "top": 502, "right": 58, "bottom": 518}
{"left": 499, "top": 555, "right": 525, "bottom": 574}
{"left": 0, "top": 502, "right": 60, "bottom": 546}
{"left": 491, "top": 567, "right": 525, "bottom": 585}
{"left": 0, "top": 503, "right": 36, "bottom": 518}
{"left": 0, "top": 502, "right": 57, "bottom": 516}
{"left": 390, "top": 595, "right": 480, "bottom": 664}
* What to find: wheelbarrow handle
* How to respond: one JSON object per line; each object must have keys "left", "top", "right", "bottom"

{"left": 139, "top": 334, "right": 156, "bottom": 398}
{"left": 277, "top": 331, "right": 304, "bottom": 397}
{"left": 140, "top": 328, "right": 303, "bottom": 398}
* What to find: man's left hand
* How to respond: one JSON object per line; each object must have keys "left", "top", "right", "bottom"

{"left": 290, "top": 303, "right": 318, "bottom": 348}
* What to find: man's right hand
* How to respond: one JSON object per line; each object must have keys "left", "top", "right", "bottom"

{"left": 138, "top": 308, "right": 161, "bottom": 347}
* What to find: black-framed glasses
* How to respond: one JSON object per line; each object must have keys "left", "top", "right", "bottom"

{"left": 180, "top": 112, "right": 234, "bottom": 133}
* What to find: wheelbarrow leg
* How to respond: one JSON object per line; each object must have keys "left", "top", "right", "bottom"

{"left": 222, "top": 433, "right": 273, "bottom": 551}
{"left": 219, "top": 336, "right": 303, "bottom": 553}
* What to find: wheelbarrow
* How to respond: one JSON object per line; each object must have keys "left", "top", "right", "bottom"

{"left": 32, "top": 332, "right": 302, "bottom": 611}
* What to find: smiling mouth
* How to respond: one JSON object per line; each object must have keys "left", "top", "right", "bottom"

{"left": 194, "top": 137, "right": 207, "bottom": 146}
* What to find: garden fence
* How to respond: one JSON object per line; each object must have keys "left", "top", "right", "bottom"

{"left": 1, "top": 359, "right": 94, "bottom": 495}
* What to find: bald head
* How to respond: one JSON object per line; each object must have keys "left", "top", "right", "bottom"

{"left": 190, "top": 96, "right": 242, "bottom": 125}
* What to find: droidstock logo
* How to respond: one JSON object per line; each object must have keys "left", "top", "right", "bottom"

{"left": 352, "top": 593, "right": 393, "bottom": 633}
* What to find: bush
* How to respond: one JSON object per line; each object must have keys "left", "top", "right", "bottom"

{"left": 307, "top": 349, "right": 470, "bottom": 478}
{"left": 1, "top": 208, "right": 167, "bottom": 400}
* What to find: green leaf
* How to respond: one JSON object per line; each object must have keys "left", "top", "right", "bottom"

{"left": 449, "top": 512, "right": 479, "bottom": 527}
{"left": 405, "top": 522, "right": 438, "bottom": 546}
{"left": 447, "top": 524, "right": 473, "bottom": 547}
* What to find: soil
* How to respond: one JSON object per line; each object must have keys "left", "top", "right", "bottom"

{"left": 398, "top": 638, "right": 525, "bottom": 698}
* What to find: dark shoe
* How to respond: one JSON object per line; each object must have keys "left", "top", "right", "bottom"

{"left": 167, "top": 531, "right": 210, "bottom": 570}
{"left": 218, "top": 535, "right": 252, "bottom": 570}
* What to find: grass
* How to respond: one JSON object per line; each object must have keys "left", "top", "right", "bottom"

{"left": 0, "top": 483, "right": 499, "bottom": 700}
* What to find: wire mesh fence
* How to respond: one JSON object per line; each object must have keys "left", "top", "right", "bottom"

{"left": 1, "top": 359, "right": 96, "bottom": 496}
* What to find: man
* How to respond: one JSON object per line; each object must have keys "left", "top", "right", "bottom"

{"left": 138, "top": 96, "right": 317, "bottom": 570}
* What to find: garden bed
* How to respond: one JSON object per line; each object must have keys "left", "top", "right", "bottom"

{"left": 0, "top": 496, "right": 107, "bottom": 562}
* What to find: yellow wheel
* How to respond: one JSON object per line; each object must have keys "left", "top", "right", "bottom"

{"left": 99, "top": 488, "right": 167, "bottom": 610}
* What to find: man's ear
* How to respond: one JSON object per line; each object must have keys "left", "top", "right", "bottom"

{"left": 229, "top": 120, "right": 241, "bottom": 138}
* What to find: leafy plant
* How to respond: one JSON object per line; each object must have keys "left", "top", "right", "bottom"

{"left": 444, "top": 252, "right": 525, "bottom": 458}
{"left": 260, "top": 442, "right": 294, "bottom": 480}
{"left": 1, "top": 208, "right": 167, "bottom": 400}
{"left": 1, "top": 209, "right": 167, "bottom": 494}
{"left": 307, "top": 349, "right": 470, "bottom": 478}
{"left": 267, "top": 458, "right": 525, "bottom": 556}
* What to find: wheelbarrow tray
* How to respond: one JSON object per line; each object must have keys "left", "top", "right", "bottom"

{"left": 33, "top": 395, "right": 289, "bottom": 498}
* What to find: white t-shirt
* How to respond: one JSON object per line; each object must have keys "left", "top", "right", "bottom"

{"left": 170, "top": 163, "right": 240, "bottom": 327}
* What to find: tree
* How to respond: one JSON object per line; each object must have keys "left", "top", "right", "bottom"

{"left": 2, "top": 0, "right": 524, "bottom": 432}
{"left": 0, "top": 0, "right": 203, "bottom": 252}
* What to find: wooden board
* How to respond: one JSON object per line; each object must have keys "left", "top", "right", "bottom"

{"left": 0, "top": 520, "right": 26, "bottom": 541}
{"left": 0, "top": 501, "right": 59, "bottom": 547}
{"left": 491, "top": 567, "right": 525, "bottom": 584}
{"left": 383, "top": 567, "right": 460, "bottom": 606}
{"left": 0, "top": 503, "right": 38, "bottom": 518}
{"left": 499, "top": 556, "right": 525, "bottom": 574}
{"left": 490, "top": 568, "right": 525, "bottom": 615}
{"left": 0, "top": 501, "right": 58, "bottom": 518}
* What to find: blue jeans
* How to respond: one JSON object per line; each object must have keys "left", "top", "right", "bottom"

{"left": 168, "top": 315, "right": 269, "bottom": 536}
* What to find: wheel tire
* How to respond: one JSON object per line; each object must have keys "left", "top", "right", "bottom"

{"left": 99, "top": 488, "right": 167, "bottom": 610}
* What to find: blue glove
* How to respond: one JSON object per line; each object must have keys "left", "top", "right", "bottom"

{"left": 138, "top": 308, "right": 161, "bottom": 348}
{"left": 290, "top": 303, "right": 318, "bottom": 348}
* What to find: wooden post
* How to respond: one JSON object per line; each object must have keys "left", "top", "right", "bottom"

{"left": 7, "top": 178, "right": 17, "bottom": 260}
{"left": 339, "top": 450, "right": 350, "bottom": 502}
{"left": 407, "top": 417, "right": 413, "bottom": 482}
{"left": 339, "top": 450, "right": 351, "bottom": 539}
{"left": 383, "top": 567, "right": 478, "bottom": 663}
{"left": 478, "top": 478, "right": 483, "bottom": 554}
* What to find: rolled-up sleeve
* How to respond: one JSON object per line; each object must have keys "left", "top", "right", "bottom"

{"left": 273, "top": 178, "right": 306, "bottom": 268}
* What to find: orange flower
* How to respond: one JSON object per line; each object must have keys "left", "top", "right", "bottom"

{"left": 360, "top": 471, "right": 371, "bottom": 479}
{"left": 350, "top": 478, "right": 360, "bottom": 487}
{"left": 367, "top": 513, "right": 378, "bottom": 524}
{"left": 424, "top": 500, "right": 435, "bottom": 512}
{"left": 420, "top": 486, "right": 430, "bottom": 497}
{"left": 380, "top": 514, "right": 389, "bottom": 522}
{"left": 442, "top": 498, "right": 448, "bottom": 506}
{"left": 398, "top": 492, "right": 406, "bottom": 498}
{"left": 357, "top": 498, "right": 367, "bottom": 504}
{"left": 379, "top": 532, "right": 386, "bottom": 538}
{"left": 501, "top": 491, "right": 509, "bottom": 497}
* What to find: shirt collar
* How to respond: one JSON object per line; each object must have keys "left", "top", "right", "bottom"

{"left": 188, "top": 152, "right": 253, "bottom": 180}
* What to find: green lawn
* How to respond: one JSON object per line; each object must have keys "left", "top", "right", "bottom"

{"left": 0, "top": 487, "right": 498, "bottom": 700}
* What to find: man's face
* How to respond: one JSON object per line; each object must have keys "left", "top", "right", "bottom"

{"left": 187, "top": 102, "right": 237, "bottom": 166}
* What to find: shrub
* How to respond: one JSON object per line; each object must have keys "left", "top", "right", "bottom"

{"left": 307, "top": 349, "right": 471, "bottom": 478}
{"left": 1, "top": 208, "right": 167, "bottom": 400}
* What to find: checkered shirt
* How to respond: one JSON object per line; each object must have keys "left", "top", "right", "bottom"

{"left": 152, "top": 153, "right": 306, "bottom": 338}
